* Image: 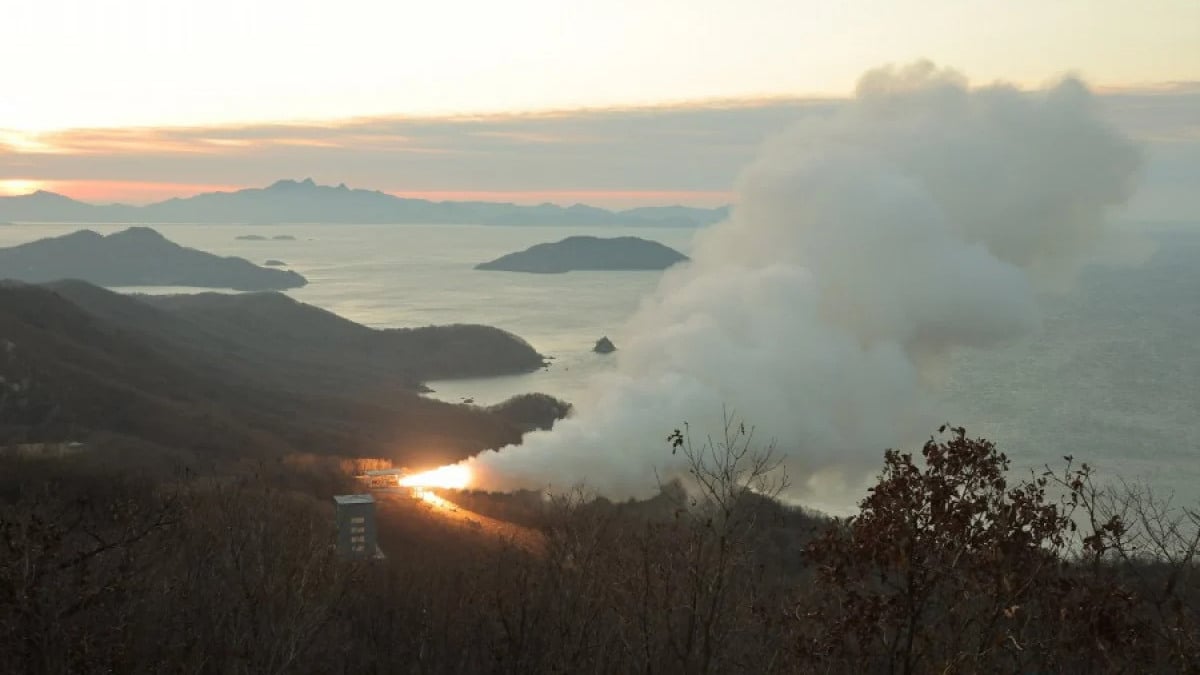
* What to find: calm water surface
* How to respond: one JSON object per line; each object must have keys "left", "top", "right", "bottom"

{"left": 1, "top": 222, "right": 1196, "bottom": 503}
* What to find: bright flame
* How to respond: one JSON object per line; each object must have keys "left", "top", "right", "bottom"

{"left": 413, "top": 488, "right": 455, "bottom": 510}
{"left": 399, "top": 464, "right": 471, "bottom": 490}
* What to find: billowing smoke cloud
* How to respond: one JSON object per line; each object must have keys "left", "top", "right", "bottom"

{"left": 467, "top": 62, "right": 1142, "bottom": 508}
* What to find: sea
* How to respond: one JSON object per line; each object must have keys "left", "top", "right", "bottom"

{"left": 1, "top": 222, "right": 1197, "bottom": 505}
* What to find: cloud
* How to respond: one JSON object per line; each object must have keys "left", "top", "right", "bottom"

{"left": 0, "top": 85, "right": 1195, "bottom": 213}
{"left": 0, "top": 98, "right": 825, "bottom": 206}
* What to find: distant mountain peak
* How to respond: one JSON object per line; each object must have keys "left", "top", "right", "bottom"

{"left": 266, "top": 178, "right": 319, "bottom": 191}
{"left": 59, "top": 228, "right": 103, "bottom": 241}
{"left": 26, "top": 190, "right": 80, "bottom": 203}
{"left": 109, "top": 226, "right": 166, "bottom": 241}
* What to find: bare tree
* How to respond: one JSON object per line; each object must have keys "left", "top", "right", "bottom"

{"left": 657, "top": 410, "right": 790, "bottom": 674}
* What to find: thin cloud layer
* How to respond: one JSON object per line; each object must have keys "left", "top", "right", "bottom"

{"left": 0, "top": 86, "right": 1196, "bottom": 213}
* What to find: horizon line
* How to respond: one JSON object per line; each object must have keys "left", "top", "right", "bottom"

{"left": 0, "top": 178, "right": 736, "bottom": 210}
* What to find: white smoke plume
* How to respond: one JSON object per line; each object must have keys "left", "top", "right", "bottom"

{"left": 467, "top": 62, "right": 1142, "bottom": 508}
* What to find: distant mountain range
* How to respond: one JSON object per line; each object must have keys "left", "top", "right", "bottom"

{"left": 0, "top": 178, "right": 730, "bottom": 227}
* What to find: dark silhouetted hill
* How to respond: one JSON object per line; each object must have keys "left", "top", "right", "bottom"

{"left": 487, "top": 393, "right": 573, "bottom": 431}
{"left": 0, "top": 227, "right": 306, "bottom": 290}
{"left": 135, "top": 290, "right": 546, "bottom": 385}
{"left": 475, "top": 236, "right": 689, "bottom": 273}
{"left": 0, "top": 281, "right": 555, "bottom": 465}
{"left": 0, "top": 179, "right": 728, "bottom": 227}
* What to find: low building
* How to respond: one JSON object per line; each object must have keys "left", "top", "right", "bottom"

{"left": 333, "top": 494, "right": 381, "bottom": 559}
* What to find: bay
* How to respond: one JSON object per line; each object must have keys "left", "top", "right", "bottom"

{"left": 1, "top": 221, "right": 1196, "bottom": 504}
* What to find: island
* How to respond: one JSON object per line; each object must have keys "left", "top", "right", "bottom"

{"left": 593, "top": 336, "right": 617, "bottom": 354}
{"left": 475, "top": 235, "right": 688, "bottom": 274}
{"left": 264, "top": 259, "right": 287, "bottom": 267}
{"left": 0, "top": 227, "right": 308, "bottom": 291}
{"left": 238, "top": 233, "right": 293, "bottom": 241}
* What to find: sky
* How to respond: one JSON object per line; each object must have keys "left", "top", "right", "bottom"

{"left": 1, "top": 0, "right": 1198, "bottom": 211}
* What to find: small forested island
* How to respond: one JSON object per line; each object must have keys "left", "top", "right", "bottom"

{"left": 475, "top": 235, "right": 688, "bottom": 273}
{"left": 0, "top": 227, "right": 307, "bottom": 291}
{"left": 237, "top": 233, "right": 293, "bottom": 241}
{"left": 594, "top": 336, "right": 617, "bottom": 353}
{"left": 264, "top": 259, "right": 287, "bottom": 267}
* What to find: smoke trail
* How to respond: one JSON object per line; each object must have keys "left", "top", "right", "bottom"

{"left": 468, "top": 62, "right": 1141, "bottom": 507}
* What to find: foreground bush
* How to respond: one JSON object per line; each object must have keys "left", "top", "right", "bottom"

{"left": 1, "top": 425, "right": 1198, "bottom": 673}
{"left": 799, "top": 426, "right": 1158, "bottom": 672}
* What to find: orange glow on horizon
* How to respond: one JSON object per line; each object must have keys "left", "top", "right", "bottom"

{"left": 0, "top": 180, "right": 243, "bottom": 204}
{"left": 399, "top": 464, "right": 471, "bottom": 490}
{"left": 0, "top": 179, "right": 731, "bottom": 209}
{"left": 0, "top": 179, "right": 48, "bottom": 197}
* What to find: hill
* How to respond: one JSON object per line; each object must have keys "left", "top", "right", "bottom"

{"left": 475, "top": 235, "right": 689, "bottom": 273}
{"left": 0, "top": 227, "right": 306, "bottom": 290}
{"left": 0, "top": 178, "right": 729, "bottom": 227}
{"left": 135, "top": 290, "right": 547, "bottom": 385}
{"left": 0, "top": 281, "right": 559, "bottom": 465}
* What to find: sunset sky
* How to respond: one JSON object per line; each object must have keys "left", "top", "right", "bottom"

{"left": 1, "top": 0, "right": 1198, "bottom": 210}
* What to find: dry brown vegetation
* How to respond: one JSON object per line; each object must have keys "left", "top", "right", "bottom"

{"left": 2, "top": 423, "right": 1199, "bottom": 674}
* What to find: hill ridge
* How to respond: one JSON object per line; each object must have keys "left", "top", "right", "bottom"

{"left": 0, "top": 178, "right": 729, "bottom": 227}
{"left": 0, "top": 226, "right": 307, "bottom": 291}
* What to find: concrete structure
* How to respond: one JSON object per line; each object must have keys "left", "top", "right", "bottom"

{"left": 359, "top": 468, "right": 402, "bottom": 489}
{"left": 333, "top": 494, "right": 379, "bottom": 559}
{"left": 0, "top": 441, "right": 87, "bottom": 460}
